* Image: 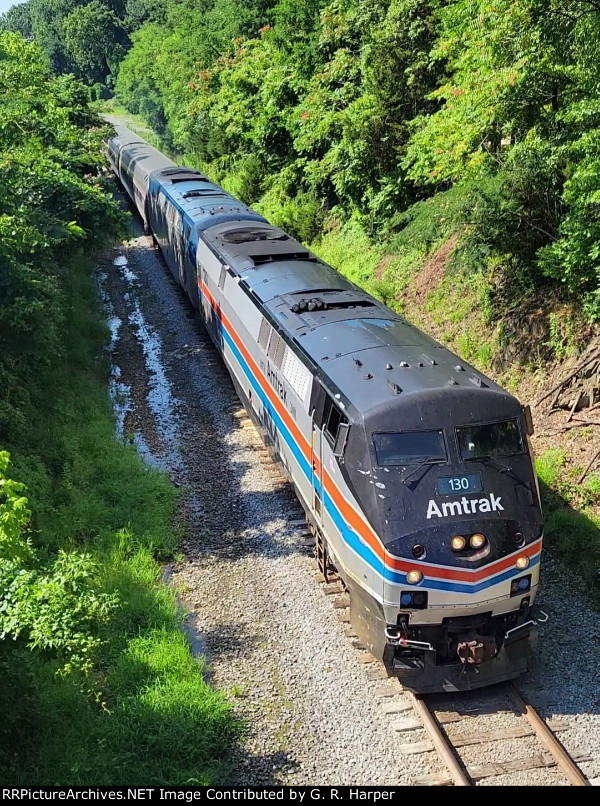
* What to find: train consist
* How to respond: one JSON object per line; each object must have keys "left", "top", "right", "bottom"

{"left": 107, "top": 123, "right": 545, "bottom": 693}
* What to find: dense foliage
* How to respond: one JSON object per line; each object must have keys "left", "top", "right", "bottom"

{"left": 0, "top": 31, "right": 236, "bottom": 782}
{"left": 0, "top": 27, "right": 121, "bottom": 757}
{"left": 0, "top": 32, "right": 121, "bottom": 438}
{"left": 4, "top": 0, "right": 600, "bottom": 316}
{"left": 0, "top": 452, "right": 117, "bottom": 675}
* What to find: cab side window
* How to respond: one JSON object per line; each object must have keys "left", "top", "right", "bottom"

{"left": 323, "top": 396, "right": 349, "bottom": 456}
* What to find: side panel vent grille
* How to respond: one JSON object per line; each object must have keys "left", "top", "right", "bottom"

{"left": 267, "top": 331, "right": 286, "bottom": 369}
{"left": 258, "top": 318, "right": 272, "bottom": 351}
{"left": 282, "top": 350, "right": 311, "bottom": 401}
{"left": 273, "top": 337, "right": 287, "bottom": 369}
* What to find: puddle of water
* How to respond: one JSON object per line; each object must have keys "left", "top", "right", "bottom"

{"left": 109, "top": 374, "right": 132, "bottom": 440}
{"left": 127, "top": 302, "right": 182, "bottom": 471}
{"left": 102, "top": 255, "right": 184, "bottom": 475}
{"left": 123, "top": 266, "right": 138, "bottom": 284}
{"left": 107, "top": 314, "right": 121, "bottom": 349}
{"left": 132, "top": 430, "right": 164, "bottom": 469}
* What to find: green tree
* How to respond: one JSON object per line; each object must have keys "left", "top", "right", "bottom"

{"left": 0, "top": 3, "right": 33, "bottom": 38}
{"left": 63, "top": 0, "right": 129, "bottom": 84}
{"left": 29, "top": 0, "right": 80, "bottom": 74}
{"left": 0, "top": 31, "right": 122, "bottom": 437}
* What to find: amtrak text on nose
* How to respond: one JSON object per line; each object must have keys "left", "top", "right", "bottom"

{"left": 426, "top": 493, "right": 504, "bottom": 519}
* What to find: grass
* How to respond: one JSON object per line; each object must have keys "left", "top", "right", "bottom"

{"left": 0, "top": 255, "right": 237, "bottom": 784}
{"left": 536, "top": 449, "right": 600, "bottom": 605}
{"left": 310, "top": 219, "right": 422, "bottom": 309}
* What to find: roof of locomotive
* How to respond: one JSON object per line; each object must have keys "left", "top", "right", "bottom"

{"left": 202, "top": 220, "right": 509, "bottom": 412}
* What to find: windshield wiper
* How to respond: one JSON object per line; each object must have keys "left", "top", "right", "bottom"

{"left": 466, "top": 455, "right": 512, "bottom": 473}
{"left": 401, "top": 459, "right": 444, "bottom": 486}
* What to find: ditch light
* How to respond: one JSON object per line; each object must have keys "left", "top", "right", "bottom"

{"left": 510, "top": 574, "right": 531, "bottom": 596}
{"left": 400, "top": 591, "right": 428, "bottom": 609}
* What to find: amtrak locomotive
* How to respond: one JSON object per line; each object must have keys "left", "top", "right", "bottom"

{"left": 107, "top": 123, "right": 545, "bottom": 693}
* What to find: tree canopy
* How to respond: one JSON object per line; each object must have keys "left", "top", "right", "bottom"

{"left": 5, "top": 0, "right": 600, "bottom": 318}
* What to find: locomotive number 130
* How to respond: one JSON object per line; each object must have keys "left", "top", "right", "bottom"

{"left": 436, "top": 473, "right": 483, "bottom": 495}
{"left": 449, "top": 477, "right": 470, "bottom": 490}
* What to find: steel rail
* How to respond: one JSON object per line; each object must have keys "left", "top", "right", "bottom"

{"left": 507, "top": 683, "right": 590, "bottom": 786}
{"left": 406, "top": 691, "right": 471, "bottom": 786}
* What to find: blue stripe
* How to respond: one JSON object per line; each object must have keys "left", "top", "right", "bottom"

{"left": 220, "top": 326, "right": 312, "bottom": 480}
{"left": 218, "top": 314, "right": 539, "bottom": 596}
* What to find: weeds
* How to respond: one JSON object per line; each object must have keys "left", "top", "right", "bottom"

{"left": 536, "top": 450, "right": 600, "bottom": 604}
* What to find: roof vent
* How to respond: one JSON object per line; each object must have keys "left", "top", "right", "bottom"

{"left": 386, "top": 379, "right": 402, "bottom": 395}
{"left": 159, "top": 168, "right": 188, "bottom": 176}
{"left": 182, "top": 190, "right": 225, "bottom": 199}
{"left": 252, "top": 251, "right": 313, "bottom": 266}
{"left": 291, "top": 296, "right": 376, "bottom": 314}
{"left": 353, "top": 358, "right": 362, "bottom": 367}
{"left": 363, "top": 373, "right": 373, "bottom": 380}
{"left": 224, "top": 228, "right": 289, "bottom": 244}
{"left": 399, "top": 361, "right": 410, "bottom": 368}
{"left": 455, "top": 364, "right": 465, "bottom": 372}
{"left": 448, "top": 378, "right": 459, "bottom": 386}
{"left": 469, "top": 375, "right": 487, "bottom": 388}
{"left": 160, "top": 168, "right": 208, "bottom": 183}
{"left": 385, "top": 363, "right": 393, "bottom": 370}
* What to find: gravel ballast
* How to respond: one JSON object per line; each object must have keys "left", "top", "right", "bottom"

{"left": 100, "top": 214, "right": 600, "bottom": 786}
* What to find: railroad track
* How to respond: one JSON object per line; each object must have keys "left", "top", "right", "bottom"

{"left": 230, "top": 380, "right": 594, "bottom": 787}
{"left": 405, "top": 684, "right": 590, "bottom": 786}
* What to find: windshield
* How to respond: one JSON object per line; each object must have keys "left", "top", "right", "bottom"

{"left": 456, "top": 419, "right": 524, "bottom": 460}
{"left": 373, "top": 431, "right": 447, "bottom": 467}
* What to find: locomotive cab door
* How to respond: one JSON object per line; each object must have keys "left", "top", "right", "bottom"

{"left": 310, "top": 381, "right": 327, "bottom": 527}
{"left": 311, "top": 420, "right": 325, "bottom": 526}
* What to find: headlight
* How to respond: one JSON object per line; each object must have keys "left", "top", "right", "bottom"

{"left": 406, "top": 569, "right": 423, "bottom": 585}
{"left": 516, "top": 556, "right": 530, "bottom": 570}
{"left": 470, "top": 533, "right": 486, "bottom": 549}
{"left": 451, "top": 535, "right": 466, "bottom": 551}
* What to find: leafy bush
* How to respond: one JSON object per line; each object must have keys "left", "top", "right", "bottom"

{"left": 0, "top": 31, "right": 237, "bottom": 783}
{"left": 0, "top": 452, "right": 118, "bottom": 675}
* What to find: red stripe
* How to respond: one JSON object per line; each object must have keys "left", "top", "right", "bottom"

{"left": 201, "top": 281, "right": 310, "bottom": 463}
{"left": 385, "top": 537, "right": 542, "bottom": 582}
